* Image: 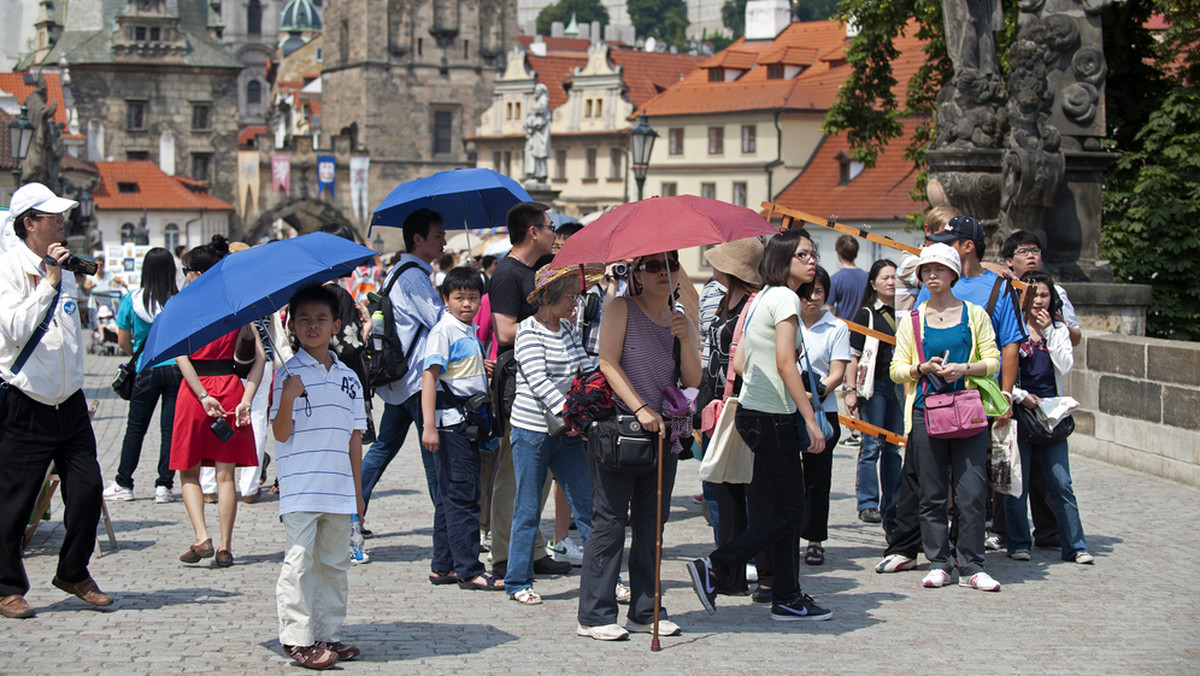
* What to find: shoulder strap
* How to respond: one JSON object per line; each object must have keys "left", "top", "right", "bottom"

{"left": 723, "top": 292, "right": 756, "bottom": 399}
{"left": 910, "top": 309, "right": 926, "bottom": 363}
{"left": 986, "top": 277, "right": 1005, "bottom": 316}
{"left": 383, "top": 261, "right": 427, "bottom": 356}
{"left": 11, "top": 284, "right": 62, "bottom": 376}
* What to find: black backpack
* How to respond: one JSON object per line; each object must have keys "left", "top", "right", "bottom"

{"left": 365, "top": 262, "right": 424, "bottom": 389}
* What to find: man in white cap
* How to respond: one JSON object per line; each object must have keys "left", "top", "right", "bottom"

{"left": 0, "top": 182, "right": 111, "bottom": 619}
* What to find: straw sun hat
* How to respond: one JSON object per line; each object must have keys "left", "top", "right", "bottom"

{"left": 527, "top": 263, "right": 606, "bottom": 305}
{"left": 703, "top": 237, "right": 763, "bottom": 286}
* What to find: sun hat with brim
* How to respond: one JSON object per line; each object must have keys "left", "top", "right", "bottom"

{"left": 915, "top": 242, "right": 962, "bottom": 283}
{"left": 704, "top": 237, "right": 762, "bottom": 286}
{"left": 9, "top": 182, "right": 78, "bottom": 217}
{"left": 527, "top": 263, "right": 606, "bottom": 305}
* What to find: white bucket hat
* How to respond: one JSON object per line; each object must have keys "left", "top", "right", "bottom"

{"left": 915, "top": 242, "right": 961, "bottom": 283}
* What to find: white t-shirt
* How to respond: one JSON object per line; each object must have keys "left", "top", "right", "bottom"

{"left": 799, "top": 309, "right": 852, "bottom": 413}
{"left": 739, "top": 286, "right": 803, "bottom": 415}
{"left": 270, "top": 349, "right": 368, "bottom": 516}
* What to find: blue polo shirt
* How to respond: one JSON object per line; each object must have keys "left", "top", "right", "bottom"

{"left": 916, "top": 270, "right": 1025, "bottom": 348}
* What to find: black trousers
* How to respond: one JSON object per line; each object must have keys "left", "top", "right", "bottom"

{"left": 0, "top": 388, "right": 102, "bottom": 596}
{"left": 884, "top": 432, "right": 924, "bottom": 559}
{"left": 800, "top": 413, "right": 841, "bottom": 543}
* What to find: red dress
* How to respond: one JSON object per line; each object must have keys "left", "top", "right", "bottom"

{"left": 168, "top": 330, "right": 258, "bottom": 470}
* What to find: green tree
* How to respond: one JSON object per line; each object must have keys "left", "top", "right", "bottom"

{"left": 722, "top": 0, "right": 747, "bottom": 37}
{"left": 793, "top": 0, "right": 841, "bottom": 21}
{"left": 628, "top": 0, "right": 690, "bottom": 49}
{"left": 536, "top": 0, "right": 610, "bottom": 37}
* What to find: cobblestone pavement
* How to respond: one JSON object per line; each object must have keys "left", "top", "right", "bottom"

{"left": 5, "top": 352, "right": 1199, "bottom": 674}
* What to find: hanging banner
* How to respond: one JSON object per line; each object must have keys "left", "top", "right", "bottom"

{"left": 237, "top": 150, "right": 260, "bottom": 220}
{"left": 350, "top": 156, "right": 370, "bottom": 222}
{"left": 317, "top": 154, "right": 336, "bottom": 200}
{"left": 272, "top": 153, "right": 291, "bottom": 196}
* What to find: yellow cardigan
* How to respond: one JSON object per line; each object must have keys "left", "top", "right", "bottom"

{"left": 890, "top": 301, "right": 1002, "bottom": 436}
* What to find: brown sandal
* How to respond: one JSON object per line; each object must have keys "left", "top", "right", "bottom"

{"left": 179, "top": 538, "right": 214, "bottom": 563}
{"left": 805, "top": 543, "right": 825, "bottom": 566}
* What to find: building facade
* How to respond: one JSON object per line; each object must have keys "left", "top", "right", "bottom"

{"left": 219, "top": 0, "right": 286, "bottom": 126}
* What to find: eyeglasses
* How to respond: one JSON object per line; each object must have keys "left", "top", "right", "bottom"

{"left": 637, "top": 259, "right": 681, "bottom": 274}
{"left": 793, "top": 251, "right": 820, "bottom": 263}
{"left": 33, "top": 212, "right": 65, "bottom": 223}
{"left": 1014, "top": 247, "right": 1041, "bottom": 256}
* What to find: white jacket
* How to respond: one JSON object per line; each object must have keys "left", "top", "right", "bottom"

{"left": 0, "top": 244, "right": 85, "bottom": 405}
{"left": 1012, "top": 320, "right": 1073, "bottom": 404}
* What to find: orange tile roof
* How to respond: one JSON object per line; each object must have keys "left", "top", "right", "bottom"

{"left": 0, "top": 72, "right": 70, "bottom": 128}
{"left": 93, "top": 161, "right": 234, "bottom": 212}
{"left": 527, "top": 53, "right": 588, "bottom": 109}
{"left": 774, "top": 118, "right": 925, "bottom": 221}
{"left": 699, "top": 49, "right": 758, "bottom": 70}
{"left": 608, "top": 50, "right": 701, "bottom": 108}
{"left": 759, "top": 45, "right": 819, "bottom": 66}
{"left": 637, "top": 19, "right": 926, "bottom": 117}
{"left": 239, "top": 125, "right": 268, "bottom": 147}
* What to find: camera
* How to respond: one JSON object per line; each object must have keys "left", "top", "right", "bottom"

{"left": 43, "top": 253, "right": 98, "bottom": 276}
{"left": 611, "top": 263, "right": 629, "bottom": 278}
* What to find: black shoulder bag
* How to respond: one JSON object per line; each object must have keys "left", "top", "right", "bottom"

{"left": 112, "top": 339, "right": 146, "bottom": 400}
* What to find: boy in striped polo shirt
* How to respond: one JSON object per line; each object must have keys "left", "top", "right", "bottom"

{"left": 271, "top": 285, "right": 367, "bottom": 669}
{"left": 420, "top": 267, "right": 503, "bottom": 590}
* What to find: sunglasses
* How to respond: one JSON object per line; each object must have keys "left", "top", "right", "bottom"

{"left": 637, "top": 259, "right": 681, "bottom": 274}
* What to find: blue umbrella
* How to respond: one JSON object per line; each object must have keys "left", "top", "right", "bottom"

{"left": 141, "top": 232, "right": 377, "bottom": 370}
{"left": 370, "top": 167, "right": 532, "bottom": 233}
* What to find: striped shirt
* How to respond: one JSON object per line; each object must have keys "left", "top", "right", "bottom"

{"left": 613, "top": 298, "right": 676, "bottom": 415}
{"left": 512, "top": 315, "right": 595, "bottom": 433}
{"left": 422, "top": 313, "right": 489, "bottom": 427}
{"left": 270, "top": 349, "right": 368, "bottom": 516}
{"left": 374, "top": 254, "right": 444, "bottom": 405}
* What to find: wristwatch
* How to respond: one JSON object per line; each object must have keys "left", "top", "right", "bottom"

{"left": 198, "top": 390, "right": 210, "bottom": 401}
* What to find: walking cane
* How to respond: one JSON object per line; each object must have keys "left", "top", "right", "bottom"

{"left": 652, "top": 431, "right": 664, "bottom": 652}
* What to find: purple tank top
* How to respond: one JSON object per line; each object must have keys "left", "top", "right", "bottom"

{"left": 614, "top": 299, "right": 677, "bottom": 415}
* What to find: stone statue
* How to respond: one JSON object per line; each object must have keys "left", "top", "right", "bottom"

{"left": 21, "top": 73, "right": 65, "bottom": 192}
{"left": 523, "top": 84, "right": 550, "bottom": 185}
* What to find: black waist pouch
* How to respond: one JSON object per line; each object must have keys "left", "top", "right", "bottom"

{"left": 587, "top": 413, "right": 656, "bottom": 474}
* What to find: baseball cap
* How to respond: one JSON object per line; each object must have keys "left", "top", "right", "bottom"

{"left": 8, "top": 182, "right": 78, "bottom": 217}
{"left": 927, "top": 214, "right": 984, "bottom": 245}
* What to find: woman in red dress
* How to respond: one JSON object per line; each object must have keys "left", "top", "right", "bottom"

{"left": 169, "top": 235, "right": 266, "bottom": 567}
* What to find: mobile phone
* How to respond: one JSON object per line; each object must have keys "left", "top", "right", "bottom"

{"left": 210, "top": 417, "right": 235, "bottom": 442}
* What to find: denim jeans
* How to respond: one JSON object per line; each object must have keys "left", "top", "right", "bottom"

{"left": 710, "top": 408, "right": 807, "bottom": 605}
{"left": 505, "top": 426, "right": 593, "bottom": 593}
{"left": 115, "top": 365, "right": 183, "bottom": 490}
{"left": 430, "top": 423, "right": 486, "bottom": 578}
{"left": 361, "top": 393, "right": 437, "bottom": 512}
{"left": 1004, "top": 437, "right": 1088, "bottom": 559}
{"left": 855, "top": 380, "right": 904, "bottom": 528}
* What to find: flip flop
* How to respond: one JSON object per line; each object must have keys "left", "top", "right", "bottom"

{"left": 458, "top": 572, "right": 505, "bottom": 591}
{"left": 805, "top": 543, "right": 825, "bottom": 566}
{"left": 429, "top": 570, "right": 459, "bottom": 585}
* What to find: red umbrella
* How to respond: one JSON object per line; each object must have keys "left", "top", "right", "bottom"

{"left": 550, "top": 195, "right": 778, "bottom": 267}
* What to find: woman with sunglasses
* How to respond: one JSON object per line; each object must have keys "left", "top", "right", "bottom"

{"left": 170, "top": 235, "right": 266, "bottom": 568}
{"left": 577, "top": 251, "right": 700, "bottom": 641}
{"left": 686, "top": 229, "right": 833, "bottom": 623}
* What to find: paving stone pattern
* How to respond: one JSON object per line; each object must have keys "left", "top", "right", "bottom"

{"left": 6, "top": 352, "right": 1199, "bottom": 673}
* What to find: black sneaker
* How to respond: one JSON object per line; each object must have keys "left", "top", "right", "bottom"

{"left": 686, "top": 558, "right": 718, "bottom": 614}
{"left": 858, "top": 508, "right": 883, "bottom": 524}
{"left": 533, "top": 556, "right": 572, "bottom": 575}
{"left": 770, "top": 593, "right": 832, "bottom": 622}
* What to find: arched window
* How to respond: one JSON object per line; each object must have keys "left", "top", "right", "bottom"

{"left": 247, "top": 0, "right": 262, "bottom": 35}
{"left": 246, "top": 80, "right": 262, "bottom": 105}
{"left": 164, "top": 223, "right": 179, "bottom": 251}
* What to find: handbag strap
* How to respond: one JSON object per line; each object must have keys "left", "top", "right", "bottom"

{"left": 722, "top": 292, "right": 757, "bottom": 400}
{"left": 798, "top": 326, "right": 824, "bottom": 413}
{"left": 12, "top": 283, "right": 62, "bottom": 377}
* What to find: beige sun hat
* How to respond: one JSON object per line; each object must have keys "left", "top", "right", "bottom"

{"left": 704, "top": 237, "right": 763, "bottom": 286}
{"left": 915, "top": 242, "right": 962, "bottom": 282}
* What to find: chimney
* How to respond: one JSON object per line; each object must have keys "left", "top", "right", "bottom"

{"left": 551, "top": 21, "right": 564, "bottom": 38}
{"left": 745, "top": 0, "right": 791, "bottom": 41}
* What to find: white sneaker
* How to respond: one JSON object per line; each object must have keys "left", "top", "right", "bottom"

{"left": 154, "top": 486, "right": 175, "bottom": 504}
{"left": 615, "top": 582, "right": 631, "bottom": 604}
{"left": 922, "top": 569, "right": 951, "bottom": 588}
{"left": 985, "top": 535, "right": 1003, "bottom": 551}
{"left": 577, "top": 623, "right": 629, "bottom": 641}
{"left": 1074, "top": 551, "right": 1095, "bottom": 565}
{"left": 350, "top": 547, "right": 371, "bottom": 565}
{"left": 746, "top": 563, "right": 759, "bottom": 583}
{"left": 626, "top": 619, "right": 681, "bottom": 636}
{"left": 876, "top": 553, "right": 918, "bottom": 574}
{"left": 959, "top": 571, "right": 1001, "bottom": 591}
{"left": 546, "top": 536, "right": 584, "bottom": 566}
{"left": 102, "top": 482, "right": 134, "bottom": 502}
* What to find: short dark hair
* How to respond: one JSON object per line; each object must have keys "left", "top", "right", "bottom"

{"left": 441, "top": 266, "right": 485, "bottom": 297}
{"left": 556, "top": 221, "right": 585, "bottom": 239}
{"left": 835, "top": 235, "right": 859, "bottom": 262}
{"left": 288, "top": 284, "right": 340, "bottom": 318}
{"left": 480, "top": 255, "right": 497, "bottom": 270}
{"left": 798, "top": 265, "right": 831, "bottom": 302}
{"left": 759, "top": 229, "right": 812, "bottom": 287}
{"left": 319, "top": 222, "right": 357, "bottom": 242}
{"left": 12, "top": 209, "right": 35, "bottom": 240}
{"left": 402, "top": 208, "right": 443, "bottom": 252}
{"left": 437, "top": 253, "right": 455, "bottom": 270}
{"left": 507, "top": 202, "right": 550, "bottom": 246}
{"left": 1002, "top": 229, "right": 1042, "bottom": 259}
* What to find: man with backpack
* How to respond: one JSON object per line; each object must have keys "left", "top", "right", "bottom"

{"left": 360, "top": 209, "right": 446, "bottom": 517}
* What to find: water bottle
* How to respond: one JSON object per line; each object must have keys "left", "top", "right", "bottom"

{"left": 370, "top": 311, "right": 385, "bottom": 352}
{"left": 350, "top": 514, "right": 366, "bottom": 563}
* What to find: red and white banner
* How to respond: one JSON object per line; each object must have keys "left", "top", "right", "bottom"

{"left": 271, "top": 153, "right": 291, "bottom": 196}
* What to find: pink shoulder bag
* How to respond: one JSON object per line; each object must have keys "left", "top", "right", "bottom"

{"left": 911, "top": 310, "right": 988, "bottom": 439}
{"left": 700, "top": 293, "right": 757, "bottom": 435}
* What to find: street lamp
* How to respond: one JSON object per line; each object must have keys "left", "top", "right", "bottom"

{"left": 8, "top": 107, "right": 35, "bottom": 186}
{"left": 372, "top": 232, "right": 384, "bottom": 252}
{"left": 628, "top": 113, "right": 658, "bottom": 201}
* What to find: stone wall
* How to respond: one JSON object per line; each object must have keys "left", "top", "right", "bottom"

{"left": 1065, "top": 331, "right": 1200, "bottom": 487}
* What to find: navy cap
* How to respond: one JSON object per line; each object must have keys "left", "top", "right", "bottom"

{"left": 927, "top": 215, "right": 985, "bottom": 244}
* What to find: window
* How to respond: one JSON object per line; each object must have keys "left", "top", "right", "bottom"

{"left": 506, "top": 101, "right": 522, "bottom": 121}
{"left": 586, "top": 98, "right": 602, "bottom": 118}
{"left": 585, "top": 100, "right": 592, "bottom": 118}
{"left": 708, "top": 126, "right": 724, "bottom": 155}
{"left": 463, "top": 40, "right": 469, "bottom": 59}
{"left": 661, "top": 182, "right": 677, "bottom": 197}
{"left": 192, "top": 153, "right": 211, "bottom": 182}
{"left": 433, "top": 111, "right": 453, "bottom": 155}
{"left": 668, "top": 128, "right": 683, "bottom": 155}
{"left": 492, "top": 150, "right": 512, "bottom": 177}
{"left": 125, "top": 151, "right": 150, "bottom": 161}
{"left": 700, "top": 182, "right": 716, "bottom": 200}
{"left": 149, "top": 26, "right": 160, "bottom": 41}
{"left": 836, "top": 151, "right": 865, "bottom": 185}
{"left": 135, "top": 26, "right": 147, "bottom": 41}
{"left": 767, "top": 64, "right": 784, "bottom": 79}
{"left": 584, "top": 147, "right": 597, "bottom": 180}
{"left": 247, "top": 0, "right": 262, "bottom": 35}
{"left": 708, "top": 68, "right": 723, "bottom": 82}
{"left": 741, "top": 125, "right": 756, "bottom": 154}
{"left": 117, "top": 182, "right": 139, "bottom": 194}
{"left": 127, "top": 101, "right": 146, "bottom": 130}
{"left": 164, "top": 223, "right": 179, "bottom": 251}
{"left": 246, "top": 80, "right": 262, "bottom": 105}
{"left": 554, "top": 149, "right": 567, "bottom": 180}
{"left": 732, "top": 182, "right": 747, "bottom": 207}
{"left": 191, "top": 104, "right": 210, "bottom": 131}
{"left": 609, "top": 147, "right": 623, "bottom": 180}
{"left": 315, "top": 47, "right": 323, "bottom": 62}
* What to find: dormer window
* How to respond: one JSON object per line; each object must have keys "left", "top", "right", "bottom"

{"left": 767, "top": 65, "right": 784, "bottom": 79}
{"left": 836, "top": 150, "right": 864, "bottom": 185}
{"left": 118, "top": 182, "right": 139, "bottom": 194}
{"left": 708, "top": 68, "right": 723, "bottom": 82}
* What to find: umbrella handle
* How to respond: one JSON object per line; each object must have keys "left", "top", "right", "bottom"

{"left": 259, "top": 318, "right": 307, "bottom": 399}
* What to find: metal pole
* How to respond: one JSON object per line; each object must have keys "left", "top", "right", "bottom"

{"left": 636, "top": 176, "right": 645, "bottom": 202}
